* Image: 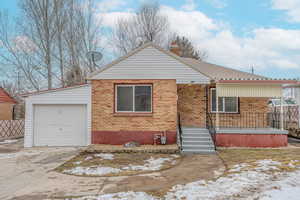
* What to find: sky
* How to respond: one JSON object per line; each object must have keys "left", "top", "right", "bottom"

{"left": 1, "top": 0, "right": 300, "bottom": 79}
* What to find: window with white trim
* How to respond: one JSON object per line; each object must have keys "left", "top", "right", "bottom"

{"left": 116, "top": 84, "right": 152, "bottom": 112}
{"left": 211, "top": 88, "right": 238, "bottom": 113}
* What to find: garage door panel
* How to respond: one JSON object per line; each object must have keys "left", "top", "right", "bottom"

{"left": 33, "top": 104, "right": 86, "bottom": 146}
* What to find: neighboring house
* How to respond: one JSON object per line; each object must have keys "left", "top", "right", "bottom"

{"left": 22, "top": 42, "right": 296, "bottom": 153}
{"left": 0, "top": 87, "right": 17, "bottom": 120}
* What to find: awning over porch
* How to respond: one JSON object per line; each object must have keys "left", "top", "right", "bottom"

{"left": 216, "top": 83, "right": 282, "bottom": 97}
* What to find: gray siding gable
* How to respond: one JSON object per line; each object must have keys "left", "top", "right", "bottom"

{"left": 90, "top": 45, "right": 211, "bottom": 84}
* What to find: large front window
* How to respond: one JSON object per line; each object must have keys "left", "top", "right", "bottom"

{"left": 116, "top": 84, "right": 152, "bottom": 112}
{"left": 211, "top": 88, "right": 238, "bottom": 113}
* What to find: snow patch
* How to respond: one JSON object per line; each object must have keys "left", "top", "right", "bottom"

{"left": 229, "top": 163, "right": 250, "bottom": 172}
{"left": 255, "top": 159, "right": 282, "bottom": 171}
{"left": 63, "top": 166, "right": 121, "bottom": 176}
{"left": 0, "top": 139, "right": 18, "bottom": 144}
{"left": 72, "top": 191, "right": 155, "bottom": 200}
{"left": 94, "top": 153, "right": 114, "bottom": 160}
{"left": 256, "top": 170, "right": 300, "bottom": 200}
{"left": 122, "top": 157, "right": 173, "bottom": 171}
{"left": 0, "top": 151, "right": 42, "bottom": 159}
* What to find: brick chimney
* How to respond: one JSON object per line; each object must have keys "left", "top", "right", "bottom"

{"left": 170, "top": 41, "right": 181, "bottom": 56}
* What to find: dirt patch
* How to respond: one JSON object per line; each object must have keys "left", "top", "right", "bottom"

{"left": 104, "top": 154, "right": 224, "bottom": 197}
{"left": 55, "top": 153, "right": 181, "bottom": 177}
{"left": 218, "top": 148, "right": 300, "bottom": 174}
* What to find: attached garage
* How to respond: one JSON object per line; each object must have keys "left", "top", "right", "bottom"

{"left": 23, "top": 84, "right": 91, "bottom": 147}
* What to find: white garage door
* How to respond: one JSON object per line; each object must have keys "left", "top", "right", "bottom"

{"left": 33, "top": 104, "right": 86, "bottom": 146}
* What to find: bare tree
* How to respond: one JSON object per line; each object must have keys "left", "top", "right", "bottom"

{"left": 0, "top": 0, "right": 103, "bottom": 91}
{"left": 0, "top": 11, "right": 42, "bottom": 91}
{"left": 112, "top": 2, "right": 174, "bottom": 55}
{"left": 172, "top": 36, "right": 207, "bottom": 61}
{"left": 19, "top": 0, "right": 57, "bottom": 89}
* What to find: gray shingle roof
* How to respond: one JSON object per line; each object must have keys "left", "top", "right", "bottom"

{"left": 182, "top": 58, "right": 268, "bottom": 80}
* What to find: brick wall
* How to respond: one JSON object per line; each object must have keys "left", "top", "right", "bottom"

{"left": 209, "top": 96, "right": 270, "bottom": 128}
{"left": 177, "top": 84, "right": 206, "bottom": 127}
{"left": 0, "top": 103, "right": 14, "bottom": 120}
{"left": 91, "top": 79, "right": 177, "bottom": 144}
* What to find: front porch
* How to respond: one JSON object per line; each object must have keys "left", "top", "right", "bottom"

{"left": 177, "top": 82, "right": 288, "bottom": 151}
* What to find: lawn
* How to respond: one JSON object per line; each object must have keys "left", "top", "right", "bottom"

{"left": 56, "top": 152, "right": 181, "bottom": 177}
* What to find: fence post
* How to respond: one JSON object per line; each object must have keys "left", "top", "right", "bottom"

{"left": 280, "top": 97, "right": 284, "bottom": 130}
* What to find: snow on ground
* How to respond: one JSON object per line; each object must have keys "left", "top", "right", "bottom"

{"left": 94, "top": 153, "right": 114, "bottom": 160}
{"left": 122, "top": 157, "right": 173, "bottom": 171}
{"left": 68, "top": 159, "right": 300, "bottom": 200}
{"left": 0, "top": 139, "right": 18, "bottom": 144}
{"left": 0, "top": 150, "right": 43, "bottom": 159}
{"left": 64, "top": 156, "right": 177, "bottom": 176}
{"left": 255, "top": 170, "right": 300, "bottom": 200}
{"left": 64, "top": 166, "right": 121, "bottom": 176}
{"left": 72, "top": 191, "right": 155, "bottom": 200}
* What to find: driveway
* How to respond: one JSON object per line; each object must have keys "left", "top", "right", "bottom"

{"left": 0, "top": 139, "right": 224, "bottom": 200}
{"left": 0, "top": 139, "right": 110, "bottom": 200}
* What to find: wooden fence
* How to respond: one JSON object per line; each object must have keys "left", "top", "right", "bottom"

{"left": 0, "top": 120, "right": 24, "bottom": 140}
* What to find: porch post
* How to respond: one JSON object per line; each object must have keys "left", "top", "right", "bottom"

{"left": 216, "top": 90, "right": 220, "bottom": 130}
{"left": 280, "top": 97, "right": 284, "bottom": 130}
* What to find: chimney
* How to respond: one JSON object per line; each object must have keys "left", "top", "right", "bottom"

{"left": 170, "top": 41, "right": 181, "bottom": 56}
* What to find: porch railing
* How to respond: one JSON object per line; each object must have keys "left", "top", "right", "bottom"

{"left": 206, "top": 112, "right": 216, "bottom": 149}
{"left": 208, "top": 112, "right": 283, "bottom": 129}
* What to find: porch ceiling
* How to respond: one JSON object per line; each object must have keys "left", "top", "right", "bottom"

{"left": 216, "top": 83, "right": 282, "bottom": 97}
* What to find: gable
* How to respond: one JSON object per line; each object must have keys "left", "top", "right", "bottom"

{"left": 0, "top": 88, "right": 16, "bottom": 104}
{"left": 90, "top": 45, "right": 210, "bottom": 84}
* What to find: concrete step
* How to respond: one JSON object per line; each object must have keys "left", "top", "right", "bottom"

{"left": 182, "top": 149, "right": 216, "bottom": 154}
{"left": 182, "top": 141, "right": 213, "bottom": 146}
{"left": 182, "top": 144, "right": 215, "bottom": 150}
{"left": 182, "top": 129, "right": 209, "bottom": 134}
{"left": 182, "top": 137, "right": 212, "bottom": 142}
{"left": 182, "top": 133, "right": 211, "bottom": 138}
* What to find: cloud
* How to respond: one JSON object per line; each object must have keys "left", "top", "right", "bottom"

{"left": 181, "top": 0, "right": 197, "bottom": 11}
{"left": 13, "top": 36, "right": 37, "bottom": 53}
{"left": 204, "top": 0, "right": 227, "bottom": 9}
{"left": 271, "top": 0, "right": 300, "bottom": 23}
{"left": 97, "top": 11, "right": 135, "bottom": 28}
{"left": 97, "top": 0, "right": 126, "bottom": 12}
{"left": 97, "top": 4, "right": 300, "bottom": 76}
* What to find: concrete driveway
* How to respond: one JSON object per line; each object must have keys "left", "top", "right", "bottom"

{"left": 0, "top": 139, "right": 111, "bottom": 200}
{"left": 0, "top": 139, "right": 224, "bottom": 200}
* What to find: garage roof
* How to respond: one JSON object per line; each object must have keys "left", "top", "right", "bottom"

{"left": 0, "top": 88, "right": 17, "bottom": 103}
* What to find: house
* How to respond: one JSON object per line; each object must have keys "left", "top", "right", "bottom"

{"left": 0, "top": 87, "right": 17, "bottom": 120}
{"left": 22, "top": 42, "right": 296, "bottom": 153}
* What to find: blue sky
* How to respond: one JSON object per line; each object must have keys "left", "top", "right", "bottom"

{"left": 1, "top": 0, "right": 300, "bottom": 79}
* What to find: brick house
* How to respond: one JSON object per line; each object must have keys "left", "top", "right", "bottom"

{"left": 0, "top": 87, "right": 16, "bottom": 120}
{"left": 23, "top": 42, "right": 296, "bottom": 152}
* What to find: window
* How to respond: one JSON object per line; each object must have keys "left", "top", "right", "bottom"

{"left": 116, "top": 85, "right": 152, "bottom": 112}
{"left": 211, "top": 88, "right": 238, "bottom": 113}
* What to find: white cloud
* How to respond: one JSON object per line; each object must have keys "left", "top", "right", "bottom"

{"left": 272, "top": 0, "right": 300, "bottom": 23}
{"left": 13, "top": 36, "right": 37, "bottom": 53}
{"left": 97, "top": 4, "right": 300, "bottom": 76}
{"left": 161, "top": 6, "right": 218, "bottom": 41}
{"left": 204, "top": 0, "right": 227, "bottom": 9}
{"left": 97, "top": 11, "right": 135, "bottom": 27}
{"left": 97, "top": 0, "right": 126, "bottom": 12}
{"left": 181, "top": 0, "right": 197, "bottom": 11}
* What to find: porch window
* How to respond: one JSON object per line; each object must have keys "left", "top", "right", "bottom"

{"left": 211, "top": 88, "right": 238, "bottom": 113}
{"left": 116, "top": 84, "right": 152, "bottom": 112}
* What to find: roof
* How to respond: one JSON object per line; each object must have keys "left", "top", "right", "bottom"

{"left": 183, "top": 58, "right": 267, "bottom": 80}
{"left": 0, "top": 88, "right": 17, "bottom": 104}
{"left": 88, "top": 42, "right": 296, "bottom": 83}
{"left": 21, "top": 83, "right": 89, "bottom": 97}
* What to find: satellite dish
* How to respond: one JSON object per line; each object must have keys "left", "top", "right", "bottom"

{"left": 86, "top": 51, "right": 103, "bottom": 62}
{"left": 86, "top": 51, "right": 103, "bottom": 69}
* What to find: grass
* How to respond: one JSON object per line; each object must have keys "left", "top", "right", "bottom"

{"left": 55, "top": 152, "right": 181, "bottom": 177}
{"left": 218, "top": 148, "right": 300, "bottom": 174}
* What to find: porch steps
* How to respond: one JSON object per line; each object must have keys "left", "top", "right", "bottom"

{"left": 181, "top": 127, "right": 215, "bottom": 154}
